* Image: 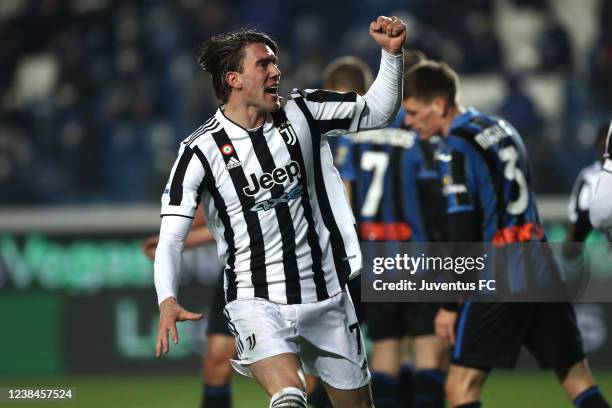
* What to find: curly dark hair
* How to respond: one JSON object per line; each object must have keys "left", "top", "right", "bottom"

{"left": 198, "top": 29, "right": 278, "bottom": 102}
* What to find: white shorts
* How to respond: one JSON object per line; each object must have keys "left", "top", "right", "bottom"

{"left": 223, "top": 290, "right": 370, "bottom": 390}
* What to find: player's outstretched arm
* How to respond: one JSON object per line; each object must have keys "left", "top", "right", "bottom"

{"left": 156, "top": 297, "right": 203, "bottom": 357}
{"left": 154, "top": 215, "right": 203, "bottom": 357}
{"left": 359, "top": 16, "right": 406, "bottom": 131}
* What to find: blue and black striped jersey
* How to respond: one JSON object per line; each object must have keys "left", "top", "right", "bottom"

{"left": 440, "top": 108, "right": 544, "bottom": 244}
{"left": 439, "top": 108, "right": 565, "bottom": 294}
{"left": 337, "top": 124, "right": 447, "bottom": 242}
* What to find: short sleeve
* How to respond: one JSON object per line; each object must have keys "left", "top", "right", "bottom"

{"left": 292, "top": 88, "right": 366, "bottom": 136}
{"left": 160, "top": 143, "right": 206, "bottom": 218}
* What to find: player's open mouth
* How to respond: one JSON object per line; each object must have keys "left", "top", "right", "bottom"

{"left": 264, "top": 87, "right": 278, "bottom": 95}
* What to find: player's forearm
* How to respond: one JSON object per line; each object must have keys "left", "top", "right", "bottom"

{"left": 184, "top": 227, "right": 215, "bottom": 249}
{"left": 360, "top": 49, "right": 403, "bottom": 130}
{"left": 589, "top": 159, "right": 612, "bottom": 229}
{"left": 154, "top": 216, "right": 192, "bottom": 304}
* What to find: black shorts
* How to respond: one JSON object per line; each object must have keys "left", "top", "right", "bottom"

{"left": 452, "top": 302, "right": 585, "bottom": 370}
{"left": 365, "top": 302, "right": 440, "bottom": 341}
{"left": 206, "top": 273, "right": 231, "bottom": 336}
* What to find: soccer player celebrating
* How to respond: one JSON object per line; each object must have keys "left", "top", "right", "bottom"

{"left": 403, "top": 61, "right": 609, "bottom": 408}
{"left": 153, "top": 16, "right": 406, "bottom": 408}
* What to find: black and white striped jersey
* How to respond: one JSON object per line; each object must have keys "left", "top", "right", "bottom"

{"left": 161, "top": 89, "right": 367, "bottom": 304}
{"left": 568, "top": 160, "right": 601, "bottom": 224}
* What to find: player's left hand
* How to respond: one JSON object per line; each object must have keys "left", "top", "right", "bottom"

{"left": 369, "top": 16, "right": 406, "bottom": 55}
{"left": 155, "top": 297, "right": 203, "bottom": 358}
{"left": 434, "top": 308, "right": 457, "bottom": 345}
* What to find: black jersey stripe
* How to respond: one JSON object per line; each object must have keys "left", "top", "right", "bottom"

{"left": 160, "top": 213, "right": 194, "bottom": 219}
{"left": 416, "top": 141, "right": 449, "bottom": 242}
{"left": 356, "top": 100, "right": 367, "bottom": 132}
{"left": 351, "top": 142, "right": 363, "bottom": 214}
{"left": 248, "top": 127, "right": 302, "bottom": 304}
{"left": 305, "top": 90, "right": 357, "bottom": 103}
{"left": 272, "top": 108, "right": 329, "bottom": 301}
{"left": 194, "top": 146, "right": 237, "bottom": 301}
{"left": 318, "top": 118, "right": 352, "bottom": 135}
{"left": 185, "top": 117, "right": 213, "bottom": 145}
{"left": 188, "top": 123, "right": 221, "bottom": 147}
{"left": 450, "top": 151, "right": 471, "bottom": 207}
{"left": 370, "top": 143, "right": 386, "bottom": 222}
{"left": 169, "top": 147, "right": 195, "bottom": 205}
{"left": 212, "top": 129, "right": 269, "bottom": 299}
{"left": 186, "top": 117, "right": 218, "bottom": 146}
{"left": 452, "top": 128, "right": 505, "bottom": 230}
{"left": 294, "top": 97, "right": 351, "bottom": 288}
{"left": 390, "top": 145, "right": 408, "bottom": 229}
{"left": 185, "top": 118, "right": 213, "bottom": 145}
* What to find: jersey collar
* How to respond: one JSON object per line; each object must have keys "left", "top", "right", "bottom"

{"left": 216, "top": 105, "right": 275, "bottom": 139}
{"left": 448, "top": 107, "right": 480, "bottom": 134}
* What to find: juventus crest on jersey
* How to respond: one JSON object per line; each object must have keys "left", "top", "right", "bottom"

{"left": 161, "top": 89, "right": 366, "bottom": 304}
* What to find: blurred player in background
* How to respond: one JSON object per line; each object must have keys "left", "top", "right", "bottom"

{"left": 143, "top": 207, "right": 236, "bottom": 408}
{"left": 562, "top": 123, "right": 612, "bottom": 264}
{"left": 322, "top": 55, "right": 372, "bottom": 173}
{"left": 328, "top": 51, "right": 450, "bottom": 408}
{"left": 590, "top": 121, "right": 612, "bottom": 233}
{"left": 154, "top": 17, "right": 406, "bottom": 408}
{"left": 404, "top": 60, "right": 609, "bottom": 408}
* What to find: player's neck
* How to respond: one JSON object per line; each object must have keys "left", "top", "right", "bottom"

{"left": 223, "top": 101, "right": 266, "bottom": 130}
{"left": 442, "top": 104, "right": 465, "bottom": 136}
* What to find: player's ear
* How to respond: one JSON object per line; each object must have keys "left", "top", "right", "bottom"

{"left": 225, "top": 71, "right": 242, "bottom": 90}
{"left": 432, "top": 97, "right": 447, "bottom": 117}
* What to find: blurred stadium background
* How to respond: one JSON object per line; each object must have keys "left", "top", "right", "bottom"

{"left": 0, "top": 0, "right": 611, "bottom": 406}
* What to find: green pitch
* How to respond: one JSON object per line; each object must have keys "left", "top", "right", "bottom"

{"left": 2, "top": 370, "right": 611, "bottom": 407}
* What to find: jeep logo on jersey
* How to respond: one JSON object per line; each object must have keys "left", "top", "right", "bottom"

{"left": 243, "top": 161, "right": 301, "bottom": 196}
